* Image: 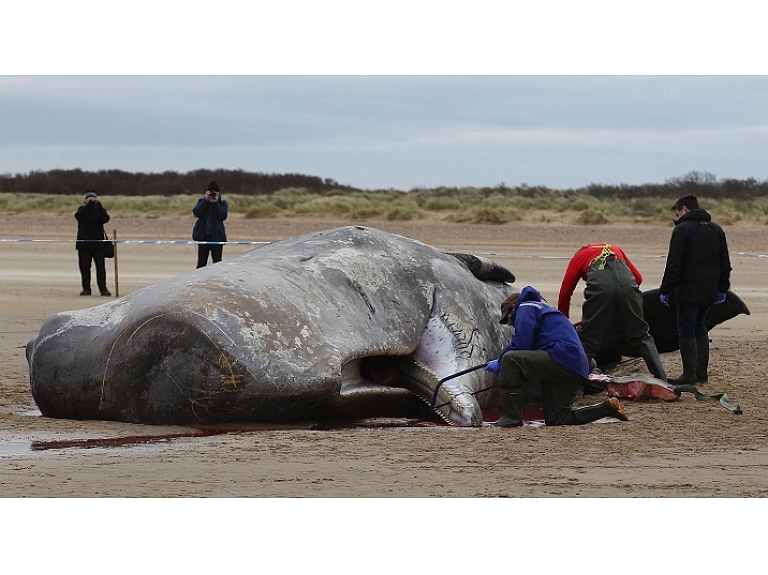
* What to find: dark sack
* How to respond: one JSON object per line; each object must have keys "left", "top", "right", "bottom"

{"left": 192, "top": 220, "right": 205, "bottom": 242}
{"left": 103, "top": 231, "right": 115, "bottom": 258}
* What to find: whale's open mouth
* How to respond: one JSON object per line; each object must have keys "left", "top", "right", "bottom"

{"left": 339, "top": 356, "right": 420, "bottom": 396}
{"left": 340, "top": 354, "right": 485, "bottom": 426}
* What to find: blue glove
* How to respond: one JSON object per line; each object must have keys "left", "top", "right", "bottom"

{"left": 715, "top": 292, "right": 726, "bottom": 305}
{"left": 485, "top": 359, "right": 501, "bottom": 374}
{"left": 660, "top": 294, "right": 670, "bottom": 307}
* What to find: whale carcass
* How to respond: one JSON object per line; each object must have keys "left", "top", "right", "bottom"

{"left": 27, "top": 226, "right": 517, "bottom": 427}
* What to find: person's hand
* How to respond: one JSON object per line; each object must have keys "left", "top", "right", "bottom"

{"left": 485, "top": 359, "right": 501, "bottom": 374}
{"left": 715, "top": 292, "right": 726, "bottom": 305}
{"left": 660, "top": 294, "right": 670, "bottom": 307}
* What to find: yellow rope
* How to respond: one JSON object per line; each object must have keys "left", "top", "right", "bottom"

{"left": 589, "top": 244, "right": 615, "bottom": 270}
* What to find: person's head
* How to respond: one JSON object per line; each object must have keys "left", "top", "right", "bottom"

{"left": 205, "top": 180, "right": 219, "bottom": 200}
{"left": 83, "top": 190, "right": 98, "bottom": 204}
{"left": 499, "top": 292, "right": 520, "bottom": 325}
{"left": 671, "top": 194, "right": 699, "bottom": 218}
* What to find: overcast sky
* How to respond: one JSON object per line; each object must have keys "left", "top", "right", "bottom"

{"left": 3, "top": 4, "right": 766, "bottom": 191}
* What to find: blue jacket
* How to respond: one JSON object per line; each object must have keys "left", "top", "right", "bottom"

{"left": 499, "top": 285, "right": 589, "bottom": 379}
{"left": 192, "top": 197, "right": 228, "bottom": 242}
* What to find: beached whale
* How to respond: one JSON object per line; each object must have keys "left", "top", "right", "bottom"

{"left": 27, "top": 226, "right": 517, "bottom": 427}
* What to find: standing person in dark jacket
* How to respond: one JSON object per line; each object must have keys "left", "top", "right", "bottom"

{"left": 558, "top": 243, "right": 666, "bottom": 381}
{"left": 485, "top": 285, "right": 629, "bottom": 427}
{"left": 75, "top": 190, "right": 111, "bottom": 296}
{"left": 192, "top": 181, "right": 228, "bottom": 268}
{"left": 660, "top": 194, "right": 731, "bottom": 384}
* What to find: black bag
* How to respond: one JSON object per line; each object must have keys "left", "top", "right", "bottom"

{"left": 192, "top": 220, "right": 205, "bottom": 242}
{"left": 103, "top": 231, "right": 115, "bottom": 258}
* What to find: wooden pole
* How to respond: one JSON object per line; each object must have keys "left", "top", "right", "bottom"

{"left": 113, "top": 229, "right": 119, "bottom": 298}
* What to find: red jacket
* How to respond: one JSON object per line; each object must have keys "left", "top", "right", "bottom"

{"left": 557, "top": 243, "right": 643, "bottom": 319}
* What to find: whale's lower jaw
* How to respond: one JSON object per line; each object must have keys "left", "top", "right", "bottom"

{"left": 395, "top": 358, "right": 483, "bottom": 426}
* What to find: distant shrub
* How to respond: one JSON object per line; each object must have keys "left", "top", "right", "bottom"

{"left": 577, "top": 209, "right": 609, "bottom": 225}
{"left": 420, "top": 196, "right": 461, "bottom": 211}
{"left": 293, "top": 197, "right": 354, "bottom": 216}
{"left": 569, "top": 196, "right": 601, "bottom": 212}
{"left": 244, "top": 204, "right": 280, "bottom": 219}
{"left": 718, "top": 209, "right": 741, "bottom": 226}
{"left": 351, "top": 205, "right": 384, "bottom": 219}
{"left": 628, "top": 197, "right": 661, "bottom": 217}
{"left": 386, "top": 205, "right": 424, "bottom": 221}
{"left": 471, "top": 208, "right": 509, "bottom": 224}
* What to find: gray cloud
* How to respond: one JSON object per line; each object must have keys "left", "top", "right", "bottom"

{"left": 1, "top": 75, "right": 767, "bottom": 189}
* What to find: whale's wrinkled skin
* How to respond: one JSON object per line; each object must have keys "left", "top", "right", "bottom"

{"left": 27, "top": 226, "right": 517, "bottom": 427}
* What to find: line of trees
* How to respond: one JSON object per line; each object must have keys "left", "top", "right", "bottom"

{"left": 1, "top": 169, "right": 767, "bottom": 200}
{"left": 0, "top": 169, "right": 356, "bottom": 196}
{"left": 583, "top": 171, "right": 767, "bottom": 201}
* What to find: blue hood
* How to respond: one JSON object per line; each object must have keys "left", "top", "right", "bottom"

{"left": 503, "top": 285, "right": 589, "bottom": 379}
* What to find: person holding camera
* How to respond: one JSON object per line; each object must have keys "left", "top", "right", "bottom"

{"left": 75, "top": 189, "right": 111, "bottom": 296}
{"left": 192, "top": 180, "right": 229, "bottom": 268}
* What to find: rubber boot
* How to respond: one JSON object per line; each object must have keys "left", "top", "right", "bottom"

{"left": 642, "top": 348, "right": 667, "bottom": 381}
{"left": 695, "top": 336, "right": 710, "bottom": 383}
{"left": 668, "top": 338, "right": 697, "bottom": 385}
{"left": 573, "top": 398, "right": 628, "bottom": 424}
{"left": 634, "top": 337, "right": 666, "bottom": 381}
{"left": 491, "top": 386, "right": 523, "bottom": 427}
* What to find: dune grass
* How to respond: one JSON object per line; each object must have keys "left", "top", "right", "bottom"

{"left": 1, "top": 188, "right": 765, "bottom": 226}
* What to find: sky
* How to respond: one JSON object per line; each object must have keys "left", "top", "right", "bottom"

{"left": 2, "top": 3, "right": 766, "bottom": 191}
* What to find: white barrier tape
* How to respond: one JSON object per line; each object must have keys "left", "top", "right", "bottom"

{"left": 0, "top": 238, "right": 270, "bottom": 245}
{"left": 737, "top": 251, "right": 768, "bottom": 259}
{"left": 470, "top": 251, "right": 768, "bottom": 260}
{"left": 2, "top": 239, "right": 767, "bottom": 259}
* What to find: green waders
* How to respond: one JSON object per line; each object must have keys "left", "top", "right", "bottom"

{"left": 494, "top": 385, "right": 524, "bottom": 427}
{"left": 579, "top": 256, "right": 667, "bottom": 381}
{"left": 571, "top": 397, "right": 628, "bottom": 424}
{"left": 492, "top": 350, "right": 629, "bottom": 426}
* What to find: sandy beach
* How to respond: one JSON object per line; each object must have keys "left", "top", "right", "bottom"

{"left": 1, "top": 213, "right": 767, "bottom": 498}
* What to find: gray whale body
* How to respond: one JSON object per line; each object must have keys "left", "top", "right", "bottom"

{"left": 27, "top": 226, "right": 517, "bottom": 426}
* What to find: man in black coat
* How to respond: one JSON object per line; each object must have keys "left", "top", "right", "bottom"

{"left": 75, "top": 190, "right": 111, "bottom": 296}
{"left": 659, "top": 194, "right": 731, "bottom": 384}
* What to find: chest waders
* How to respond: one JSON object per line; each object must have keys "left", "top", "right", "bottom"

{"left": 491, "top": 351, "right": 629, "bottom": 426}
{"left": 580, "top": 251, "right": 667, "bottom": 382}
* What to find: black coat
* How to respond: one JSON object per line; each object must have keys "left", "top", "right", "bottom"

{"left": 192, "top": 197, "right": 228, "bottom": 242}
{"left": 75, "top": 200, "right": 110, "bottom": 251}
{"left": 660, "top": 208, "right": 731, "bottom": 304}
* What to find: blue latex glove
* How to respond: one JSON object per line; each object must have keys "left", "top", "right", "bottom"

{"left": 715, "top": 292, "right": 726, "bottom": 305}
{"left": 660, "top": 294, "right": 670, "bottom": 307}
{"left": 485, "top": 359, "right": 501, "bottom": 374}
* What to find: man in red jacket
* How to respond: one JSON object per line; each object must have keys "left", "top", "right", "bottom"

{"left": 558, "top": 243, "right": 666, "bottom": 381}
